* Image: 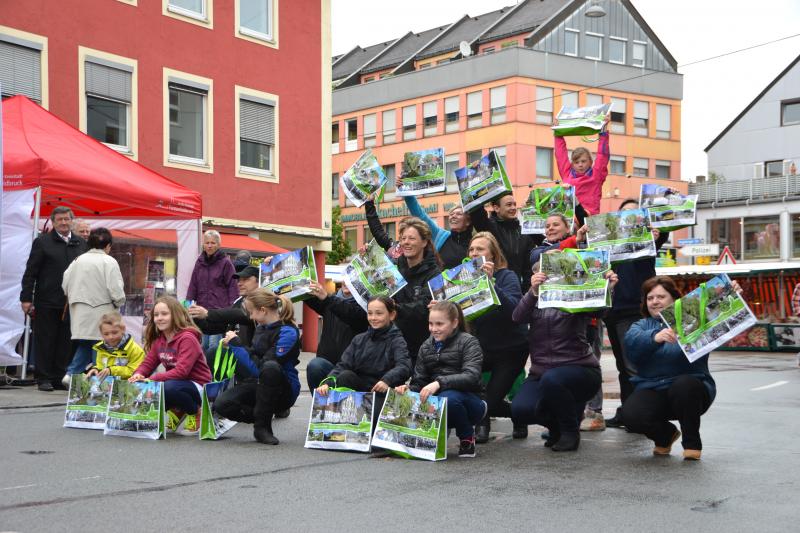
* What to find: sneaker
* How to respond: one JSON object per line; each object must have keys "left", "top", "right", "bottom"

{"left": 182, "top": 414, "right": 199, "bottom": 433}
{"left": 62, "top": 374, "right": 71, "bottom": 388}
{"left": 458, "top": 437, "right": 476, "bottom": 458}
{"left": 580, "top": 411, "right": 606, "bottom": 432}
{"left": 166, "top": 410, "right": 184, "bottom": 433}
{"left": 37, "top": 381, "right": 54, "bottom": 392}
{"left": 683, "top": 449, "right": 702, "bottom": 461}
{"left": 605, "top": 414, "right": 625, "bottom": 429}
{"left": 653, "top": 429, "right": 681, "bottom": 456}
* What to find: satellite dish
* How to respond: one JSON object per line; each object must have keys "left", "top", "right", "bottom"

{"left": 459, "top": 41, "right": 472, "bottom": 57}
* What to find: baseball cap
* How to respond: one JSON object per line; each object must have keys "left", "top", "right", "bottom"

{"left": 234, "top": 265, "right": 259, "bottom": 279}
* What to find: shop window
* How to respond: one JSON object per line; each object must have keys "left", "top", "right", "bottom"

{"left": 744, "top": 216, "right": 780, "bottom": 260}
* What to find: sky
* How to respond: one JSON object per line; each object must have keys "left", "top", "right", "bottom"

{"left": 331, "top": 0, "right": 800, "bottom": 182}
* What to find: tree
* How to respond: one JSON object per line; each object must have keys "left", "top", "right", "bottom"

{"left": 327, "top": 205, "right": 352, "bottom": 265}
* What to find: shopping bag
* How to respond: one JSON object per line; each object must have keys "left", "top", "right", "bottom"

{"left": 103, "top": 380, "right": 165, "bottom": 440}
{"left": 428, "top": 257, "right": 499, "bottom": 321}
{"left": 63, "top": 374, "right": 114, "bottom": 430}
{"left": 372, "top": 389, "right": 447, "bottom": 461}
{"left": 199, "top": 378, "right": 238, "bottom": 440}
{"left": 552, "top": 103, "right": 611, "bottom": 138}
{"left": 305, "top": 381, "right": 375, "bottom": 452}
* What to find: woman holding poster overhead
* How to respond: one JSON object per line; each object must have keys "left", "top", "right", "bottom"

{"left": 621, "top": 276, "right": 741, "bottom": 461}
{"left": 403, "top": 196, "right": 473, "bottom": 269}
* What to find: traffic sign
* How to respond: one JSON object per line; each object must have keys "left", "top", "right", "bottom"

{"left": 679, "top": 244, "right": 720, "bottom": 257}
{"left": 717, "top": 246, "right": 737, "bottom": 265}
{"left": 678, "top": 238, "right": 703, "bottom": 246}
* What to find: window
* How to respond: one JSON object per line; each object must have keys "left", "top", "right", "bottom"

{"left": 418, "top": 62, "right": 431, "bottom": 69}
{"left": 656, "top": 104, "right": 671, "bottom": 139}
{"left": 167, "top": 0, "right": 209, "bottom": 22}
{"left": 402, "top": 105, "right": 416, "bottom": 141}
{"left": 565, "top": 29, "right": 578, "bottom": 56}
{"left": 238, "top": 95, "right": 276, "bottom": 177}
{"left": 466, "top": 150, "right": 482, "bottom": 165}
{"left": 490, "top": 86, "right": 506, "bottom": 125}
{"left": 445, "top": 96, "right": 459, "bottom": 132}
{"left": 385, "top": 222, "right": 397, "bottom": 242}
{"left": 561, "top": 90, "right": 578, "bottom": 110}
{"left": 609, "top": 37, "right": 626, "bottom": 64}
{"left": 363, "top": 76, "right": 374, "bottom": 83}
{"left": 536, "top": 86, "right": 553, "bottom": 123}
{"left": 632, "top": 41, "right": 646, "bottom": 67}
{"left": 483, "top": 47, "right": 495, "bottom": 55}
{"left": 492, "top": 147, "right": 507, "bottom": 168}
{"left": 501, "top": 40, "right": 518, "bottom": 49}
{"left": 610, "top": 156, "right": 625, "bottom": 175}
{"left": 585, "top": 93, "right": 603, "bottom": 107}
{"left": 585, "top": 33, "right": 602, "bottom": 60}
{"left": 655, "top": 160, "right": 670, "bottom": 179}
{"left": 363, "top": 114, "right": 376, "bottom": 148}
{"left": 84, "top": 57, "right": 133, "bottom": 152}
{"left": 379, "top": 73, "right": 389, "bottom": 80}
{"left": 363, "top": 225, "right": 372, "bottom": 245}
{"left": 0, "top": 36, "right": 44, "bottom": 104}
{"left": 744, "top": 216, "right": 780, "bottom": 259}
{"left": 332, "top": 173, "right": 339, "bottom": 200}
{"left": 436, "top": 59, "right": 449, "bottom": 65}
{"left": 781, "top": 100, "right": 800, "bottom": 126}
{"left": 610, "top": 97, "right": 626, "bottom": 133}
{"left": 345, "top": 118, "right": 357, "bottom": 151}
{"left": 344, "top": 227, "right": 357, "bottom": 252}
{"left": 238, "top": 0, "right": 274, "bottom": 42}
{"left": 633, "top": 158, "right": 648, "bottom": 177}
{"left": 383, "top": 164, "right": 396, "bottom": 197}
{"left": 766, "top": 160, "right": 783, "bottom": 177}
{"left": 633, "top": 101, "right": 649, "bottom": 136}
{"left": 168, "top": 82, "right": 208, "bottom": 165}
{"left": 331, "top": 121, "right": 340, "bottom": 153}
{"left": 445, "top": 155, "right": 459, "bottom": 193}
{"left": 708, "top": 218, "right": 742, "bottom": 260}
{"left": 382, "top": 109, "right": 396, "bottom": 144}
{"left": 467, "top": 91, "right": 482, "bottom": 128}
{"left": 423, "top": 101, "right": 437, "bottom": 137}
{"left": 536, "top": 147, "right": 553, "bottom": 182}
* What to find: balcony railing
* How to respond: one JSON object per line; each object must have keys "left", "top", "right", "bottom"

{"left": 690, "top": 174, "right": 800, "bottom": 204}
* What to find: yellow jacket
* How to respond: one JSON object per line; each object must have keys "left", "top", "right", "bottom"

{"left": 92, "top": 335, "right": 145, "bottom": 379}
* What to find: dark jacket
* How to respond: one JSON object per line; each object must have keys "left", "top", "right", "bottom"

{"left": 470, "top": 207, "right": 541, "bottom": 292}
{"left": 512, "top": 291, "right": 600, "bottom": 377}
{"left": 305, "top": 295, "right": 368, "bottom": 364}
{"left": 471, "top": 268, "right": 528, "bottom": 352}
{"left": 529, "top": 239, "right": 563, "bottom": 270}
{"left": 229, "top": 320, "right": 301, "bottom": 401}
{"left": 187, "top": 250, "right": 238, "bottom": 310}
{"left": 21, "top": 230, "right": 87, "bottom": 308}
{"left": 330, "top": 324, "right": 411, "bottom": 388}
{"left": 610, "top": 230, "right": 670, "bottom": 314}
{"left": 411, "top": 331, "right": 483, "bottom": 393}
{"left": 624, "top": 317, "right": 716, "bottom": 401}
{"left": 195, "top": 296, "right": 256, "bottom": 347}
{"left": 438, "top": 230, "right": 472, "bottom": 270}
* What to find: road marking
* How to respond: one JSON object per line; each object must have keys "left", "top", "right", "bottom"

{"left": 750, "top": 381, "right": 789, "bottom": 391}
{"left": 0, "top": 476, "right": 100, "bottom": 492}
{"left": 0, "top": 484, "right": 37, "bottom": 491}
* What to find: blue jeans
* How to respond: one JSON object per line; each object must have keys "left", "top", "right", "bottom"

{"left": 511, "top": 366, "right": 601, "bottom": 435}
{"left": 201, "top": 334, "right": 223, "bottom": 353}
{"left": 66, "top": 340, "right": 96, "bottom": 375}
{"left": 164, "top": 380, "right": 202, "bottom": 413}
{"left": 439, "top": 389, "right": 485, "bottom": 440}
{"left": 306, "top": 357, "right": 335, "bottom": 390}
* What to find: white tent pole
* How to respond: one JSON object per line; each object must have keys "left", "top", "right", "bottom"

{"left": 20, "top": 186, "right": 41, "bottom": 381}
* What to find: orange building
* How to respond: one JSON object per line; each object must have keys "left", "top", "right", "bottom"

{"left": 331, "top": 0, "right": 686, "bottom": 252}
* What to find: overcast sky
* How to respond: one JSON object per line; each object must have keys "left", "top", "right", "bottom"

{"left": 332, "top": 0, "right": 800, "bottom": 181}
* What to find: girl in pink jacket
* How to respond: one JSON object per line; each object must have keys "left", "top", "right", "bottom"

{"left": 554, "top": 116, "right": 610, "bottom": 215}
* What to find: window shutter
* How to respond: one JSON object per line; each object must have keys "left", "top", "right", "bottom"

{"left": 467, "top": 92, "right": 482, "bottom": 115}
{"left": 363, "top": 114, "right": 376, "bottom": 136}
{"left": 85, "top": 61, "right": 132, "bottom": 103}
{"left": 490, "top": 86, "right": 506, "bottom": 109}
{"left": 656, "top": 104, "right": 671, "bottom": 130}
{"left": 445, "top": 96, "right": 459, "bottom": 114}
{"left": 586, "top": 93, "right": 603, "bottom": 107}
{"left": 382, "top": 109, "right": 396, "bottom": 131}
{"left": 536, "top": 87, "right": 553, "bottom": 111}
{"left": 561, "top": 91, "right": 578, "bottom": 109}
{"left": 0, "top": 41, "right": 41, "bottom": 101}
{"left": 240, "top": 98, "right": 275, "bottom": 145}
{"left": 611, "top": 97, "right": 626, "bottom": 114}
{"left": 423, "top": 101, "right": 437, "bottom": 118}
{"left": 634, "top": 101, "right": 649, "bottom": 119}
{"left": 402, "top": 105, "right": 416, "bottom": 126}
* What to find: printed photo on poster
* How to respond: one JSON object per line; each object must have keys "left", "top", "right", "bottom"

{"left": 396, "top": 148, "right": 446, "bottom": 196}
{"left": 343, "top": 240, "right": 407, "bottom": 311}
{"left": 428, "top": 257, "right": 499, "bottom": 321}
{"left": 372, "top": 389, "right": 447, "bottom": 461}
{"left": 259, "top": 246, "right": 317, "bottom": 302}
{"left": 340, "top": 150, "right": 388, "bottom": 207}
{"left": 538, "top": 249, "right": 610, "bottom": 310}
{"left": 586, "top": 208, "right": 656, "bottom": 263}
{"left": 639, "top": 184, "right": 697, "bottom": 231}
{"left": 519, "top": 185, "right": 576, "bottom": 235}
{"left": 305, "top": 389, "right": 375, "bottom": 452}
{"left": 455, "top": 150, "right": 512, "bottom": 213}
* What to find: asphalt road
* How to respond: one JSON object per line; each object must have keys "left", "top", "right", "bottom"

{"left": 1, "top": 352, "right": 798, "bottom": 532}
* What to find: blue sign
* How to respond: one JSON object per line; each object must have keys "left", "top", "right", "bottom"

{"left": 678, "top": 238, "right": 703, "bottom": 245}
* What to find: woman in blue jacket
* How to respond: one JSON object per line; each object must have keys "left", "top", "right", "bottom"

{"left": 403, "top": 196, "right": 473, "bottom": 269}
{"left": 622, "top": 276, "right": 739, "bottom": 460}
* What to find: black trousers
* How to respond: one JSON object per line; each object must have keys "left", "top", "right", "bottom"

{"left": 622, "top": 375, "right": 712, "bottom": 450}
{"left": 214, "top": 361, "right": 293, "bottom": 426}
{"left": 482, "top": 344, "right": 529, "bottom": 419}
{"left": 603, "top": 310, "right": 641, "bottom": 408}
{"left": 33, "top": 306, "right": 72, "bottom": 384}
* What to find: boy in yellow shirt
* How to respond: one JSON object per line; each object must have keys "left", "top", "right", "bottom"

{"left": 85, "top": 312, "right": 145, "bottom": 380}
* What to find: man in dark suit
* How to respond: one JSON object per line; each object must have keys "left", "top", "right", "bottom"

{"left": 21, "top": 206, "right": 88, "bottom": 391}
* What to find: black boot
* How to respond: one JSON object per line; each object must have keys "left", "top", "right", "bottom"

{"left": 543, "top": 427, "right": 561, "bottom": 448}
{"left": 475, "top": 416, "right": 490, "bottom": 444}
{"left": 254, "top": 419, "right": 279, "bottom": 445}
{"left": 512, "top": 423, "right": 528, "bottom": 439}
{"left": 551, "top": 432, "right": 580, "bottom": 452}
{"left": 274, "top": 408, "right": 290, "bottom": 419}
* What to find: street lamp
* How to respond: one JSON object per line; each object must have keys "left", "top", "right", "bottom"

{"left": 585, "top": 1, "right": 607, "bottom": 18}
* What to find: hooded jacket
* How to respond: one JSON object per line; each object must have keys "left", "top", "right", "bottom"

{"left": 186, "top": 250, "right": 238, "bottom": 310}
{"left": 21, "top": 229, "right": 87, "bottom": 308}
{"left": 411, "top": 331, "right": 483, "bottom": 393}
{"left": 555, "top": 132, "right": 610, "bottom": 216}
{"left": 91, "top": 334, "right": 146, "bottom": 380}
{"left": 134, "top": 328, "right": 212, "bottom": 384}
{"left": 329, "top": 324, "right": 411, "bottom": 388}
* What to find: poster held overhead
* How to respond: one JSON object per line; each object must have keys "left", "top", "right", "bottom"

{"left": 397, "top": 148, "right": 446, "bottom": 196}
{"left": 259, "top": 246, "right": 317, "bottom": 302}
{"left": 552, "top": 103, "right": 612, "bottom": 137}
{"left": 639, "top": 184, "right": 697, "bottom": 231}
{"left": 340, "top": 150, "right": 388, "bottom": 207}
{"left": 585, "top": 208, "right": 656, "bottom": 263}
{"left": 342, "top": 239, "right": 407, "bottom": 311}
{"left": 519, "top": 185, "right": 576, "bottom": 235}
{"left": 455, "top": 150, "right": 512, "bottom": 213}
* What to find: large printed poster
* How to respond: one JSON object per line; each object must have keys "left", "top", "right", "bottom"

{"left": 586, "top": 208, "right": 656, "bottom": 263}
{"left": 64, "top": 375, "right": 114, "bottom": 430}
{"left": 455, "top": 150, "right": 512, "bottom": 212}
{"left": 538, "top": 250, "right": 610, "bottom": 311}
{"left": 260, "top": 246, "right": 317, "bottom": 302}
{"left": 519, "top": 185, "right": 576, "bottom": 235}
{"left": 428, "top": 257, "right": 499, "bottom": 321}
{"left": 305, "top": 389, "right": 375, "bottom": 452}
{"left": 343, "top": 240, "right": 407, "bottom": 311}
{"left": 372, "top": 390, "right": 447, "bottom": 461}
{"left": 639, "top": 184, "right": 697, "bottom": 231}
{"left": 340, "top": 150, "right": 388, "bottom": 207}
{"left": 552, "top": 102, "right": 612, "bottom": 137}
{"left": 397, "top": 148, "right": 445, "bottom": 196}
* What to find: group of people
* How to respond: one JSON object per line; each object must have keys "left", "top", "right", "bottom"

{"left": 22, "top": 123, "right": 721, "bottom": 460}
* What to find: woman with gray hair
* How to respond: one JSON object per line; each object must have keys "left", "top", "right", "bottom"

{"left": 187, "top": 230, "right": 238, "bottom": 351}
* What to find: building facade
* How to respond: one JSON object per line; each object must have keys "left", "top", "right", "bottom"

{"left": 331, "top": 0, "right": 684, "bottom": 252}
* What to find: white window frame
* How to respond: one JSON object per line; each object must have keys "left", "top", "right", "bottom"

{"left": 445, "top": 96, "right": 459, "bottom": 133}
{"left": 235, "top": 86, "right": 278, "bottom": 181}
{"left": 609, "top": 36, "right": 626, "bottom": 65}
{"left": 782, "top": 100, "right": 800, "bottom": 126}
{"left": 561, "top": 90, "right": 578, "bottom": 110}
{"left": 345, "top": 118, "right": 358, "bottom": 152}
{"left": 236, "top": 0, "right": 277, "bottom": 48}
{"left": 163, "top": 0, "right": 213, "bottom": 29}
{"left": 564, "top": 28, "right": 579, "bottom": 57}
{"left": 483, "top": 47, "right": 495, "bottom": 55}
{"left": 585, "top": 32, "right": 603, "bottom": 61}
{"left": 656, "top": 103, "right": 671, "bottom": 139}
{"left": 382, "top": 109, "right": 396, "bottom": 144}
{"left": 467, "top": 91, "right": 482, "bottom": 129}
{"left": 655, "top": 160, "right": 671, "bottom": 180}
{"left": 423, "top": 101, "right": 437, "bottom": 137}
{"left": 633, "top": 158, "right": 649, "bottom": 177}
{"left": 490, "top": 86, "right": 506, "bottom": 125}
{"left": 585, "top": 93, "right": 603, "bottom": 107}
{"left": 610, "top": 96, "right": 626, "bottom": 134}
{"left": 331, "top": 121, "right": 340, "bottom": 154}
{"left": 536, "top": 147, "right": 553, "bottom": 182}
{"left": 445, "top": 154, "right": 460, "bottom": 193}
{"left": 536, "top": 86, "right": 553, "bottom": 124}
{"left": 363, "top": 113, "right": 377, "bottom": 147}
{"left": 632, "top": 40, "right": 646, "bottom": 67}
{"left": 633, "top": 100, "right": 649, "bottom": 137}
{"left": 610, "top": 155, "right": 626, "bottom": 175}
{"left": 402, "top": 105, "right": 417, "bottom": 141}
{"left": 163, "top": 67, "right": 213, "bottom": 172}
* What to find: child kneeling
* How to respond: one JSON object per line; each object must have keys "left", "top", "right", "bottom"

{"left": 86, "top": 311, "right": 145, "bottom": 380}
{"left": 396, "top": 301, "right": 486, "bottom": 458}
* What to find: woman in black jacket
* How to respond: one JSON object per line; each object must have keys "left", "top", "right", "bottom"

{"left": 396, "top": 301, "right": 485, "bottom": 458}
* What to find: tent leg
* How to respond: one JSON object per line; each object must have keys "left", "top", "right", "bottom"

{"left": 21, "top": 187, "right": 42, "bottom": 382}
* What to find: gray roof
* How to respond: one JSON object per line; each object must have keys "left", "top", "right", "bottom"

{"left": 332, "top": 40, "right": 394, "bottom": 81}
{"left": 363, "top": 26, "right": 447, "bottom": 73}
{"left": 479, "top": 0, "right": 568, "bottom": 43}
{"left": 416, "top": 9, "right": 509, "bottom": 60}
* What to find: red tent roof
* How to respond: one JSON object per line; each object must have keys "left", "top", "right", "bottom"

{"left": 2, "top": 96, "right": 201, "bottom": 219}
{"left": 111, "top": 229, "right": 286, "bottom": 254}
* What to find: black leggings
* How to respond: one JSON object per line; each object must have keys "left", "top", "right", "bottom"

{"left": 214, "top": 361, "right": 294, "bottom": 424}
{"left": 622, "top": 375, "right": 712, "bottom": 450}
{"left": 482, "top": 345, "right": 529, "bottom": 419}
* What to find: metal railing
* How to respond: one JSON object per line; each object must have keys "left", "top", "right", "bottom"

{"left": 690, "top": 174, "right": 800, "bottom": 204}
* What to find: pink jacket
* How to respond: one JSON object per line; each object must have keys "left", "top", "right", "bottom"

{"left": 134, "top": 328, "right": 212, "bottom": 385}
{"left": 554, "top": 132, "right": 610, "bottom": 215}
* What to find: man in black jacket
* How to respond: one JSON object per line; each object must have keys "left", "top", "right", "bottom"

{"left": 21, "top": 207, "right": 88, "bottom": 391}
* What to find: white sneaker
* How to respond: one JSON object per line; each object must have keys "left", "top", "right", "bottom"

{"left": 62, "top": 374, "right": 71, "bottom": 388}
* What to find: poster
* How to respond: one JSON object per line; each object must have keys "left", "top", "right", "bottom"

{"left": 259, "top": 246, "right": 317, "bottom": 302}
{"left": 640, "top": 184, "right": 698, "bottom": 231}
{"left": 552, "top": 102, "right": 612, "bottom": 137}
{"left": 199, "top": 379, "right": 237, "bottom": 440}
{"left": 659, "top": 274, "right": 758, "bottom": 362}
{"left": 372, "top": 389, "right": 447, "bottom": 461}
{"left": 305, "top": 389, "right": 375, "bottom": 452}
{"left": 586, "top": 208, "right": 656, "bottom": 263}
{"left": 343, "top": 239, "right": 407, "bottom": 311}
{"left": 104, "top": 380, "right": 165, "bottom": 440}
{"left": 397, "top": 148, "right": 446, "bottom": 196}
{"left": 538, "top": 249, "right": 610, "bottom": 311}
{"left": 428, "top": 257, "right": 499, "bottom": 321}
{"left": 455, "top": 150, "right": 512, "bottom": 213}
{"left": 340, "top": 149, "right": 388, "bottom": 207}
{"left": 519, "top": 185, "right": 576, "bottom": 235}
{"left": 64, "top": 374, "right": 114, "bottom": 430}
{"left": 770, "top": 324, "right": 800, "bottom": 350}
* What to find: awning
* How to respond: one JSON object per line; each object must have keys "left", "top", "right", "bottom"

{"left": 657, "top": 262, "right": 800, "bottom": 276}
{"left": 111, "top": 229, "right": 287, "bottom": 255}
